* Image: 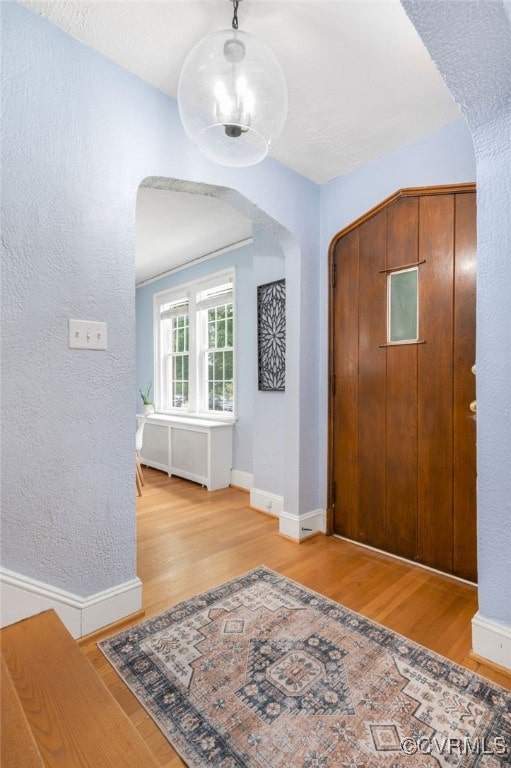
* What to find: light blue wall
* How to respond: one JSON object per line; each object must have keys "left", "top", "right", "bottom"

{"left": 1, "top": 3, "right": 319, "bottom": 596}
{"left": 318, "top": 119, "right": 476, "bottom": 510}
{"left": 136, "top": 241, "right": 257, "bottom": 475}
{"left": 402, "top": 0, "right": 511, "bottom": 627}
{"left": 251, "top": 226, "right": 286, "bottom": 495}
{"left": 320, "top": 118, "right": 475, "bottom": 247}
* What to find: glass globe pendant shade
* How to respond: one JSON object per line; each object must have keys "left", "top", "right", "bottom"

{"left": 178, "top": 29, "right": 287, "bottom": 167}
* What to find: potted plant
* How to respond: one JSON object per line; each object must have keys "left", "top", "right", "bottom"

{"left": 139, "top": 381, "right": 155, "bottom": 415}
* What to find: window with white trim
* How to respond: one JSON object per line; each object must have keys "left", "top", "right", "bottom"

{"left": 155, "top": 270, "right": 235, "bottom": 417}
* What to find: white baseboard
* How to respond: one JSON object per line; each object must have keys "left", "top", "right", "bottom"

{"left": 230, "top": 469, "right": 254, "bottom": 491}
{"left": 472, "top": 611, "right": 511, "bottom": 672}
{"left": 250, "top": 487, "right": 326, "bottom": 541}
{"left": 0, "top": 567, "right": 142, "bottom": 639}
{"left": 250, "top": 487, "right": 283, "bottom": 517}
{"left": 279, "top": 508, "right": 327, "bottom": 541}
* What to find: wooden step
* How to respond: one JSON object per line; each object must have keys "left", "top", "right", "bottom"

{"left": 1, "top": 654, "right": 45, "bottom": 768}
{"left": 1, "top": 610, "right": 161, "bottom": 767}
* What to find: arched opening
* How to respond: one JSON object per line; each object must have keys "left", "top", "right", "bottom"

{"left": 135, "top": 176, "right": 302, "bottom": 531}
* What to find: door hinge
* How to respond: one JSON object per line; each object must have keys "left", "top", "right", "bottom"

{"left": 331, "top": 480, "right": 337, "bottom": 504}
{"left": 331, "top": 260, "right": 337, "bottom": 288}
{"left": 330, "top": 373, "right": 336, "bottom": 396}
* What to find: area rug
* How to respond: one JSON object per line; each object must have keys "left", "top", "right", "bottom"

{"left": 99, "top": 567, "right": 511, "bottom": 767}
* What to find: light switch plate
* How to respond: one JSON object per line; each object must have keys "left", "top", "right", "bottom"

{"left": 68, "top": 319, "right": 108, "bottom": 350}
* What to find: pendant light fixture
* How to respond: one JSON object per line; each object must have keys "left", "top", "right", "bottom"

{"left": 178, "top": 0, "right": 288, "bottom": 167}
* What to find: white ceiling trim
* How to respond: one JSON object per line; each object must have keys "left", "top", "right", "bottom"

{"left": 135, "top": 236, "right": 253, "bottom": 288}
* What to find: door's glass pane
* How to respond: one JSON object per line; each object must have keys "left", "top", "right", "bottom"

{"left": 389, "top": 268, "right": 418, "bottom": 343}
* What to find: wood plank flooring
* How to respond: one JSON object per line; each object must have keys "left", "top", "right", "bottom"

{"left": 2, "top": 610, "right": 161, "bottom": 767}
{"left": 0, "top": 655, "right": 45, "bottom": 768}
{"left": 80, "top": 468, "right": 510, "bottom": 767}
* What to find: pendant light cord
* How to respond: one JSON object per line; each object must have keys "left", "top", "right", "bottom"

{"left": 232, "top": 0, "right": 239, "bottom": 30}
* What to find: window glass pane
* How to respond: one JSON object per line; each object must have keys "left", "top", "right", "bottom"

{"left": 224, "top": 382, "right": 233, "bottom": 412}
{"left": 217, "top": 322, "right": 226, "bottom": 348}
{"left": 170, "top": 351, "right": 188, "bottom": 408}
{"left": 205, "top": 302, "right": 234, "bottom": 412}
{"left": 166, "top": 311, "right": 190, "bottom": 408}
{"left": 208, "top": 320, "right": 215, "bottom": 347}
{"left": 170, "top": 314, "right": 189, "bottom": 353}
{"left": 225, "top": 351, "right": 233, "bottom": 380}
{"left": 214, "top": 382, "right": 223, "bottom": 409}
{"left": 389, "top": 268, "right": 418, "bottom": 343}
{"left": 206, "top": 352, "right": 234, "bottom": 412}
{"left": 214, "top": 352, "right": 224, "bottom": 380}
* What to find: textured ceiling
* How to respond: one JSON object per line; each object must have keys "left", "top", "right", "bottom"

{"left": 20, "top": 0, "right": 464, "bottom": 282}
{"left": 135, "top": 187, "right": 252, "bottom": 285}
{"left": 21, "top": 0, "right": 462, "bottom": 184}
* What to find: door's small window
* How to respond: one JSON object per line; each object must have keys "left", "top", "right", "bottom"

{"left": 388, "top": 267, "right": 418, "bottom": 343}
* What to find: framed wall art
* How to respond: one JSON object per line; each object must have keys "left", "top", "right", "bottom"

{"left": 257, "top": 278, "right": 286, "bottom": 391}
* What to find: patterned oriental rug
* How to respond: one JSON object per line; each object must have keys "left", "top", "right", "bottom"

{"left": 100, "top": 567, "right": 511, "bottom": 768}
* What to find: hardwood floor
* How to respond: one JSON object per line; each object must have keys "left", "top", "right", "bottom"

{"left": 80, "top": 468, "right": 510, "bottom": 767}
{"left": 2, "top": 612, "right": 161, "bottom": 767}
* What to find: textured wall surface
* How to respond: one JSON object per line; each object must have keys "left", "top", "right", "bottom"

{"left": 1, "top": 3, "right": 138, "bottom": 595}
{"left": 317, "top": 119, "right": 476, "bottom": 510}
{"left": 402, "top": 0, "right": 511, "bottom": 624}
{"left": 320, "top": 119, "right": 475, "bottom": 243}
{"left": 1, "top": 3, "right": 319, "bottom": 596}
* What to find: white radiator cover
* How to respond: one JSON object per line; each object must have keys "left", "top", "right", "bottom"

{"left": 170, "top": 427, "right": 208, "bottom": 480}
{"left": 140, "top": 414, "right": 233, "bottom": 491}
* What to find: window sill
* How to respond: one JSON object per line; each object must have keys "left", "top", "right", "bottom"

{"left": 154, "top": 410, "right": 237, "bottom": 425}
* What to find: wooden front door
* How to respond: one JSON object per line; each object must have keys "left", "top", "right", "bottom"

{"left": 328, "top": 185, "right": 477, "bottom": 582}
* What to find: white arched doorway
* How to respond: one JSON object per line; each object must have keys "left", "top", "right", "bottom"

{"left": 135, "top": 176, "right": 310, "bottom": 539}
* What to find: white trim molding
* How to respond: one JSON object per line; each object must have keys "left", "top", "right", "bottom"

{"left": 250, "top": 487, "right": 326, "bottom": 541}
{"left": 280, "top": 509, "right": 327, "bottom": 541}
{"left": 250, "top": 488, "right": 283, "bottom": 517}
{"left": 230, "top": 469, "right": 253, "bottom": 491}
{"left": 472, "top": 611, "right": 511, "bottom": 672}
{"left": 0, "top": 567, "right": 142, "bottom": 639}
